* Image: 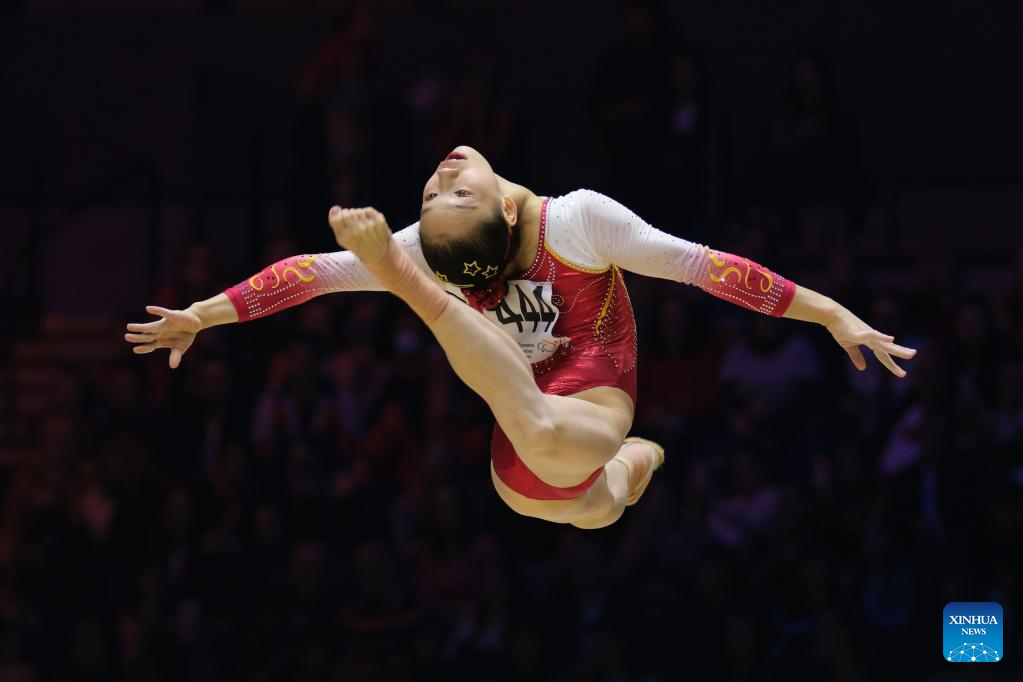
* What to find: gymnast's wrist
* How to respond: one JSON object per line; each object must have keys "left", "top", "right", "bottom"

{"left": 819, "top": 298, "right": 845, "bottom": 327}
{"left": 185, "top": 302, "right": 209, "bottom": 331}
{"left": 188, "top": 295, "right": 237, "bottom": 330}
{"left": 199, "top": 292, "right": 241, "bottom": 327}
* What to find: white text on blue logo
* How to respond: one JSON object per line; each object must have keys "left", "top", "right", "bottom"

{"left": 949, "top": 616, "right": 998, "bottom": 635}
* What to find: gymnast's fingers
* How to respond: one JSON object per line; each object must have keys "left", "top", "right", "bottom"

{"left": 126, "top": 319, "right": 163, "bottom": 333}
{"left": 145, "top": 305, "right": 175, "bottom": 319}
{"left": 124, "top": 332, "right": 155, "bottom": 343}
{"left": 878, "top": 341, "right": 917, "bottom": 359}
{"left": 872, "top": 348, "right": 907, "bottom": 378}
{"left": 844, "top": 345, "right": 867, "bottom": 371}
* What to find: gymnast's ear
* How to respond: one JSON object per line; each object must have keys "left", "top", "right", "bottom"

{"left": 500, "top": 194, "right": 517, "bottom": 227}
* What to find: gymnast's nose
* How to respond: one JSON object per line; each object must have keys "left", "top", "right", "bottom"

{"left": 437, "top": 166, "right": 458, "bottom": 188}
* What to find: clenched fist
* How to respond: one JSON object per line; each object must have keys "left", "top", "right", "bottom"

{"left": 328, "top": 206, "right": 392, "bottom": 263}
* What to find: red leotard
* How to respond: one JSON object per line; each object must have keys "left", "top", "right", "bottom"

{"left": 488, "top": 198, "right": 638, "bottom": 500}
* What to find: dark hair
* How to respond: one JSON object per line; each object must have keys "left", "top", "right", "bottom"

{"left": 421, "top": 208, "right": 520, "bottom": 290}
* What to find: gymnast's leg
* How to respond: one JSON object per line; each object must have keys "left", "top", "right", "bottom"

{"left": 491, "top": 438, "right": 664, "bottom": 529}
{"left": 569, "top": 438, "right": 664, "bottom": 528}
{"left": 332, "top": 209, "right": 630, "bottom": 488}
{"left": 376, "top": 241, "right": 629, "bottom": 487}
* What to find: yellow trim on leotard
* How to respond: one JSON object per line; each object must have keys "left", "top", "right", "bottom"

{"left": 593, "top": 266, "right": 618, "bottom": 334}
{"left": 544, "top": 242, "right": 611, "bottom": 275}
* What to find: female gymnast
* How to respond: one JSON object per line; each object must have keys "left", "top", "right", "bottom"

{"left": 125, "top": 145, "right": 916, "bottom": 529}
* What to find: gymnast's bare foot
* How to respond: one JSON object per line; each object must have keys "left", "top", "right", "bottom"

{"left": 328, "top": 206, "right": 392, "bottom": 264}
{"left": 328, "top": 205, "right": 449, "bottom": 324}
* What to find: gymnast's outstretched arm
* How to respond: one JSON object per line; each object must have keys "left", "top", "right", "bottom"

{"left": 569, "top": 190, "right": 917, "bottom": 377}
{"left": 125, "top": 224, "right": 428, "bottom": 367}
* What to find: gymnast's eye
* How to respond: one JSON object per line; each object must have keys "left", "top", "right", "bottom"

{"left": 455, "top": 189, "right": 471, "bottom": 197}
{"left": 424, "top": 193, "right": 437, "bottom": 201}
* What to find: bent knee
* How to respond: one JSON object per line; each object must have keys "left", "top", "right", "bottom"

{"left": 518, "top": 414, "right": 558, "bottom": 460}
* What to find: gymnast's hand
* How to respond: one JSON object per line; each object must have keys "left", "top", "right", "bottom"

{"left": 825, "top": 307, "right": 916, "bottom": 378}
{"left": 124, "top": 305, "right": 203, "bottom": 369}
{"left": 328, "top": 206, "right": 392, "bottom": 263}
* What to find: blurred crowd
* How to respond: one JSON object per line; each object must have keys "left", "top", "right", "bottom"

{"left": 2, "top": 2, "right": 1022, "bottom": 681}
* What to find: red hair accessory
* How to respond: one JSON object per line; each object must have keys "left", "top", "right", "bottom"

{"left": 464, "top": 276, "right": 508, "bottom": 312}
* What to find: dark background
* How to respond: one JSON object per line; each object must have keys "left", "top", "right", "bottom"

{"left": 1, "top": 0, "right": 1022, "bottom": 680}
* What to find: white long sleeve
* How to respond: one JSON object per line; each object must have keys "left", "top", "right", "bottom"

{"left": 544, "top": 190, "right": 707, "bottom": 282}
{"left": 544, "top": 190, "right": 796, "bottom": 316}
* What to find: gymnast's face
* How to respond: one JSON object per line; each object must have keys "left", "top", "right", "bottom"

{"left": 419, "top": 145, "right": 506, "bottom": 238}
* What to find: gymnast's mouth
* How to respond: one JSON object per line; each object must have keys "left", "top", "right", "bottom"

{"left": 444, "top": 150, "right": 467, "bottom": 161}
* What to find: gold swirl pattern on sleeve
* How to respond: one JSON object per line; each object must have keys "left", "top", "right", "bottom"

{"left": 709, "top": 265, "right": 743, "bottom": 285}
{"left": 268, "top": 264, "right": 282, "bottom": 289}
{"left": 248, "top": 254, "right": 321, "bottom": 291}
{"left": 281, "top": 254, "right": 320, "bottom": 285}
{"left": 705, "top": 247, "right": 774, "bottom": 293}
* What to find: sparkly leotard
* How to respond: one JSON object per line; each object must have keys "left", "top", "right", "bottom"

{"left": 225, "top": 190, "right": 796, "bottom": 501}
{"left": 486, "top": 196, "right": 638, "bottom": 500}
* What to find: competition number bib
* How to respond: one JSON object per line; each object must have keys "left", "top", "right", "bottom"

{"left": 481, "top": 279, "right": 566, "bottom": 363}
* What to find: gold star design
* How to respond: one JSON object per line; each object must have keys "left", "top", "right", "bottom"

{"left": 434, "top": 271, "right": 449, "bottom": 282}
{"left": 482, "top": 264, "right": 499, "bottom": 278}
{"left": 463, "top": 261, "right": 482, "bottom": 276}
